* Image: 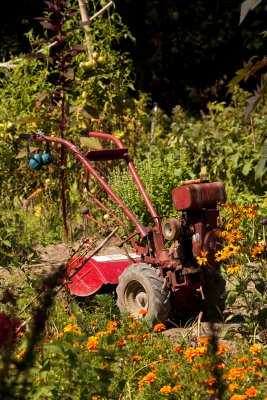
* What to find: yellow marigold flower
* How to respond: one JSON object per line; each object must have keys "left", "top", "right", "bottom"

{"left": 229, "top": 382, "right": 239, "bottom": 391}
{"left": 250, "top": 244, "right": 265, "bottom": 258}
{"left": 132, "top": 355, "right": 142, "bottom": 361}
{"left": 86, "top": 336, "right": 99, "bottom": 350}
{"left": 196, "top": 251, "right": 208, "bottom": 266}
{"left": 55, "top": 332, "right": 64, "bottom": 339}
{"left": 35, "top": 376, "right": 40, "bottom": 382}
{"left": 245, "top": 386, "right": 258, "bottom": 397}
{"left": 138, "top": 371, "right": 157, "bottom": 390}
{"left": 160, "top": 385, "right": 172, "bottom": 394}
{"left": 96, "top": 330, "right": 109, "bottom": 337}
{"left": 249, "top": 344, "right": 261, "bottom": 354}
{"left": 153, "top": 323, "right": 166, "bottom": 332}
{"left": 227, "top": 263, "right": 241, "bottom": 274}
{"left": 172, "top": 385, "right": 182, "bottom": 392}
{"left": 16, "top": 349, "right": 26, "bottom": 359}
{"left": 63, "top": 324, "right": 81, "bottom": 334}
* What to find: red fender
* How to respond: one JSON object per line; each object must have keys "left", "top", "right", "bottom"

{"left": 66, "top": 254, "right": 140, "bottom": 296}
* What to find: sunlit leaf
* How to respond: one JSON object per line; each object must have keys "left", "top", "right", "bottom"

{"left": 240, "top": 0, "right": 262, "bottom": 24}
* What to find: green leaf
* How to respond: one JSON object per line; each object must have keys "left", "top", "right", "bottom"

{"left": 257, "top": 308, "right": 267, "bottom": 328}
{"left": 255, "top": 278, "right": 266, "bottom": 294}
{"left": 242, "top": 160, "right": 253, "bottom": 176}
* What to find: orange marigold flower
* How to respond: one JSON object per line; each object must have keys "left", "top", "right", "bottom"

{"left": 170, "top": 363, "right": 181, "bottom": 369}
{"left": 238, "top": 357, "right": 248, "bottom": 363}
{"left": 185, "top": 346, "right": 207, "bottom": 361}
{"left": 153, "top": 323, "right": 166, "bottom": 332}
{"left": 250, "top": 244, "right": 265, "bottom": 258}
{"left": 252, "top": 358, "right": 262, "bottom": 366}
{"left": 86, "top": 336, "right": 99, "bottom": 350}
{"left": 205, "top": 377, "right": 216, "bottom": 386}
{"left": 173, "top": 345, "right": 183, "bottom": 354}
{"left": 206, "top": 389, "right": 215, "bottom": 395}
{"left": 172, "top": 372, "right": 179, "bottom": 379}
{"left": 107, "top": 321, "right": 118, "bottom": 332}
{"left": 254, "top": 371, "right": 262, "bottom": 377}
{"left": 132, "top": 355, "right": 142, "bottom": 362}
{"left": 216, "top": 344, "right": 229, "bottom": 355}
{"left": 139, "top": 309, "right": 148, "bottom": 315}
{"left": 138, "top": 371, "right": 157, "bottom": 390}
{"left": 172, "top": 385, "right": 182, "bottom": 392}
{"left": 127, "top": 314, "right": 136, "bottom": 319}
{"left": 160, "top": 385, "right": 172, "bottom": 394}
{"left": 226, "top": 367, "right": 245, "bottom": 380}
{"left": 246, "top": 366, "right": 254, "bottom": 372}
{"left": 127, "top": 334, "right": 136, "bottom": 340}
{"left": 230, "top": 395, "right": 247, "bottom": 400}
{"left": 249, "top": 344, "right": 261, "bottom": 354}
{"left": 197, "top": 336, "right": 210, "bottom": 345}
{"left": 89, "top": 321, "right": 97, "bottom": 325}
{"left": 117, "top": 339, "right": 126, "bottom": 347}
{"left": 245, "top": 387, "right": 258, "bottom": 397}
{"left": 229, "top": 383, "right": 239, "bottom": 392}
{"left": 193, "top": 363, "right": 202, "bottom": 371}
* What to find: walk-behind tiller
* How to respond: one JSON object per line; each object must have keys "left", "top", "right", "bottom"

{"left": 20, "top": 130, "right": 227, "bottom": 324}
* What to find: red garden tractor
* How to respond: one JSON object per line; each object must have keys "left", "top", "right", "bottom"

{"left": 20, "top": 130, "right": 227, "bottom": 324}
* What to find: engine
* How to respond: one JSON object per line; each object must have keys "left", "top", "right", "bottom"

{"left": 161, "top": 181, "right": 226, "bottom": 291}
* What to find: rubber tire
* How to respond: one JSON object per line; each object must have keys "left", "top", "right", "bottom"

{"left": 202, "top": 269, "right": 226, "bottom": 322}
{"left": 116, "top": 263, "right": 171, "bottom": 325}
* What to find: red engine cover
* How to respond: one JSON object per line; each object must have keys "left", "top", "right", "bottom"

{"left": 172, "top": 182, "right": 226, "bottom": 211}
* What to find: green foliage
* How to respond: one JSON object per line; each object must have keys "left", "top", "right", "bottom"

{"left": 108, "top": 153, "right": 195, "bottom": 228}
